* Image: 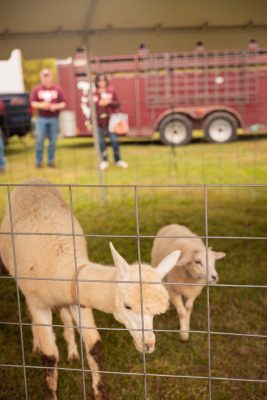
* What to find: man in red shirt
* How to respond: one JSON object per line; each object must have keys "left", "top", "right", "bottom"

{"left": 30, "top": 69, "right": 66, "bottom": 168}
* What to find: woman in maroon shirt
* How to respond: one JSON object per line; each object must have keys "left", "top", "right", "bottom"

{"left": 94, "top": 74, "right": 128, "bottom": 170}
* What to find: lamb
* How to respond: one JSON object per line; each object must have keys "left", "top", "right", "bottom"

{"left": 151, "top": 224, "right": 226, "bottom": 341}
{"left": 0, "top": 178, "right": 180, "bottom": 400}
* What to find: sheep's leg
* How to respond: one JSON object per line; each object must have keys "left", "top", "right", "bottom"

{"left": 27, "top": 302, "right": 40, "bottom": 353}
{"left": 70, "top": 305, "right": 109, "bottom": 400}
{"left": 184, "top": 297, "right": 196, "bottom": 340}
{"left": 59, "top": 307, "right": 80, "bottom": 362}
{"left": 29, "top": 305, "right": 59, "bottom": 400}
{"left": 170, "top": 292, "right": 189, "bottom": 341}
{"left": 31, "top": 324, "right": 40, "bottom": 353}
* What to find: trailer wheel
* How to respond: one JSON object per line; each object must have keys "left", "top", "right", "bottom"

{"left": 203, "top": 112, "right": 238, "bottom": 143}
{"left": 159, "top": 114, "right": 192, "bottom": 146}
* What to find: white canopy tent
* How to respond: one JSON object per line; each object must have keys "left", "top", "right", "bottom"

{"left": 0, "top": 0, "right": 267, "bottom": 59}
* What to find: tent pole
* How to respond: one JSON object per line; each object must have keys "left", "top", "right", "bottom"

{"left": 83, "top": 45, "right": 106, "bottom": 203}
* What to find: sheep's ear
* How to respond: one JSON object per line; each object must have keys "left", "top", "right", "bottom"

{"left": 109, "top": 242, "right": 130, "bottom": 281}
{"left": 209, "top": 246, "right": 213, "bottom": 251}
{"left": 214, "top": 251, "right": 226, "bottom": 260}
{"left": 155, "top": 250, "right": 181, "bottom": 280}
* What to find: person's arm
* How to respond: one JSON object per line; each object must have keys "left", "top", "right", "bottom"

{"left": 49, "top": 87, "right": 66, "bottom": 111}
{"left": 30, "top": 88, "right": 48, "bottom": 110}
{"left": 31, "top": 101, "right": 49, "bottom": 110}
{"left": 111, "top": 90, "right": 120, "bottom": 110}
{"left": 49, "top": 102, "right": 66, "bottom": 111}
{"left": 97, "top": 90, "right": 109, "bottom": 107}
{"left": 99, "top": 90, "right": 120, "bottom": 109}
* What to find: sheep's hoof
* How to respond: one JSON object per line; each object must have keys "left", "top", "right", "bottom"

{"left": 180, "top": 332, "right": 189, "bottom": 342}
{"left": 45, "top": 392, "right": 57, "bottom": 400}
{"left": 94, "top": 381, "right": 109, "bottom": 400}
{"left": 68, "top": 352, "right": 80, "bottom": 362}
{"left": 95, "top": 392, "right": 109, "bottom": 400}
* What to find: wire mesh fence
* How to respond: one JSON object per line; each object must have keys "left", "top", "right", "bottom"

{"left": 1, "top": 23, "right": 267, "bottom": 400}
{"left": 0, "top": 182, "right": 266, "bottom": 399}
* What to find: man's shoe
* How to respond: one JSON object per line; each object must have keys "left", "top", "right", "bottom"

{"left": 48, "top": 162, "right": 56, "bottom": 168}
{"left": 0, "top": 167, "right": 5, "bottom": 174}
{"left": 35, "top": 163, "right": 42, "bottom": 169}
{"left": 100, "top": 161, "right": 109, "bottom": 170}
{"left": 116, "top": 160, "right": 128, "bottom": 168}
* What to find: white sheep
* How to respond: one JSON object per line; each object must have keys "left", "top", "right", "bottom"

{"left": 151, "top": 224, "right": 226, "bottom": 341}
{"left": 0, "top": 179, "right": 180, "bottom": 400}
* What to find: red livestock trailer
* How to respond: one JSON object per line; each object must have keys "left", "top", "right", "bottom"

{"left": 57, "top": 46, "right": 267, "bottom": 145}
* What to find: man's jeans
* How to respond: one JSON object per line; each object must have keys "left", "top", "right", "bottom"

{"left": 0, "top": 131, "right": 5, "bottom": 168}
{"left": 98, "top": 126, "right": 121, "bottom": 162}
{"left": 35, "top": 116, "right": 59, "bottom": 165}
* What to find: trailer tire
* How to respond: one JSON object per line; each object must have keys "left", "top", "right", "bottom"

{"left": 203, "top": 112, "right": 238, "bottom": 143}
{"left": 159, "top": 114, "right": 192, "bottom": 146}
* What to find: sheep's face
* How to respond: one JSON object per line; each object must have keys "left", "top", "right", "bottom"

{"left": 189, "top": 248, "right": 226, "bottom": 283}
{"left": 109, "top": 243, "right": 180, "bottom": 353}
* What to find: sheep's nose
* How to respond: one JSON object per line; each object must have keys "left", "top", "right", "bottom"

{"left": 143, "top": 334, "right": 155, "bottom": 353}
{"left": 144, "top": 343, "right": 154, "bottom": 353}
{"left": 211, "top": 275, "right": 218, "bottom": 282}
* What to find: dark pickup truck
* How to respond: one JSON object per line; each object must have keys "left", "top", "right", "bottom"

{"left": 0, "top": 93, "right": 32, "bottom": 143}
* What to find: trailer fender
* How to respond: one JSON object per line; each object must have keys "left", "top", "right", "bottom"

{"left": 154, "top": 106, "right": 244, "bottom": 131}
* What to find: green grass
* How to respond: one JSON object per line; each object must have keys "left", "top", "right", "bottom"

{"left": 1, "top": 133, "right": 267, "bottom": 187}
{"left": 0, "top": 135, "right": 267, "bottom": 399}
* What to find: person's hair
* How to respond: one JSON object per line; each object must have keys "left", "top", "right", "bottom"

{"left": 95, "top": 74, "right": 109, "bottom": 89}
{"left": 40, "top": 68, "right": 52, "bottom": 77}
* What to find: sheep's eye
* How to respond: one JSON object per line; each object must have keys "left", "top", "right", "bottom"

{"left": 124, "top": 304, "right": 132, "bottom": 310}
{"left": 195, "top": 259, "right": 202, "bottom": 265}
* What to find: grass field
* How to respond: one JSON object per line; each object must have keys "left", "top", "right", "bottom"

{"left": 0, "top": 135, "right": 266, "bottom": 399}
{"left": 1, "top": 133, "right": 267, "bottom": 187}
